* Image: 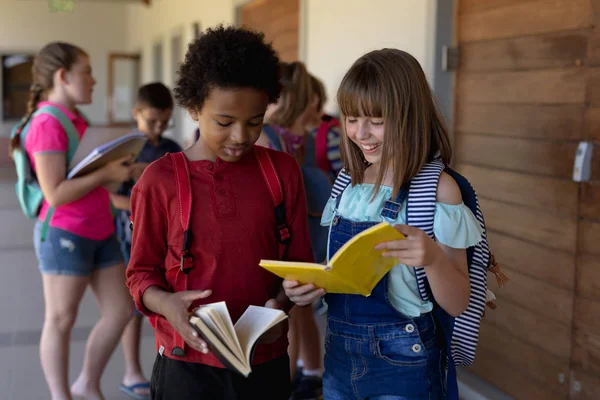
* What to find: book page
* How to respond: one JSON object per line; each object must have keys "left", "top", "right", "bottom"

{"left": 197, "top": 303, "right": 244, "bottom": 362}
{"left": 233, "top": 306, "right": 288, "bottom": 365}
{"left": 189, "top": 316, "right": 251, "bottom": 377}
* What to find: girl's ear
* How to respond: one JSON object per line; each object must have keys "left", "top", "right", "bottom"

{"left": 53, "top": 67, "right": 69, "bottom": 87}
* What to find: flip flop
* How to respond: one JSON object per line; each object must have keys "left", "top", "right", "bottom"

{"left": 119, "top": 382, "right": 151, "bottom": 400}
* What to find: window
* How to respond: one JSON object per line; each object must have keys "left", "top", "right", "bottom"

{"left": 2, "top": 54, "right": 34, "bottom": 121}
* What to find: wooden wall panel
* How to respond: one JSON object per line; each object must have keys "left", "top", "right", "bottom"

{"left": 587, "top": 68, "right": 600, "bottom": 107}
{"left": 455, "top": 1, "right": 597, "bottom": 397}
{"left": 584, "top": 108, "right": 600, "bottom": 141}
{"left": 460, "top": 31, "right": 587, "bottom": 72}
{"left": 487, "top": 231, "right": 575, "bottom": 291}
{"left": 458, "top": 0, "right": 593, "bottom": 43}
{"left": 457, "top": 69, "right": 587, "bottom": 104}
{"left": 455, "top": 134, "right": 576, "bottom": 178}
{"left": 240, "top": 0, "right": 299, "bottom": 62}
{"left": 484, "top": 301, "right": 572, "bottom": 359}
{"left": 456, "top": 103, "right": 584, "bottom": 140}
{"left": 495, "top": 268, "right": 573, "bottom": 323}
{"left": 581, "top": 183, "right": 600, "bottom": 219}
{"left": 456, "top": 164, "right": 579, "bottom": 215}
{"left": 577, "top": 255, "right": 600, "bottom": 299}
{"left": 572, "top": 328, "right": 600, "bottom": 377}
{"left": 478, "top": 324, "right": 570, "bottom": 397}
{"left": 579, "top": 221, "right": 600, "bottom": 255}
{"left": 459, "top": 0, "right": 538, "bottom": 15}
{"left": 570, "top": 370, "right": 600, "bottom": 399}
{"left": 480, "top": 198, "right": 577, "bottom": 253}
{"left": 470, "top": 346, "right": 566, "bottom": 400}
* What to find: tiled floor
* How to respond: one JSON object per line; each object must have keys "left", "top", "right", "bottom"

{"left": 0, "top": 171, "right": 510, "bottom": 400}
{"left": 0, "top": 176, "right": 157, "bottom": 400}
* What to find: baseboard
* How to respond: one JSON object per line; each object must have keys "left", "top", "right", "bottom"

{"left": 458, "top": 369, "right": 514, "bottom": 400}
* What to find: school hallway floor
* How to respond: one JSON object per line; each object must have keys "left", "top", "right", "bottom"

{"left": 0, "top": 168, "right": 511, "bottom": 400}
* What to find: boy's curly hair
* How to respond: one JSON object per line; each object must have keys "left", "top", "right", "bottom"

{"left": 174, "top": 25, "right": 282, "bottom": 111}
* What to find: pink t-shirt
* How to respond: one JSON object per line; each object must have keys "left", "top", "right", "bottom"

{"left": 25, "top": 101, "right": 114, "bottom": 240}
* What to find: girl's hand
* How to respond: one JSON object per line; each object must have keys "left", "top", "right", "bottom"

{"left": 160, "top": 289, "right": 213, "bottom": 353}
{"left": 99, "top": 155, "right": 135, "bottom": 183}
{"left": 282, "top": 279, "right": 325, "bottom": 307}
{"left": 130, "top": 162, "right": 149, "bottom": 181}
{"left": 375, "top": 224, "right": 443, "bottom": 268}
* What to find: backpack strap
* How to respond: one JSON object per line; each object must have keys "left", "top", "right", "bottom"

{"left": 254, "top": 146, "right": 290, "bottom": 259}
{"left": 169, "top": 152, "right": 194, "bottom": 273}
{"left": 168, "top": 151, "right": 194, "bottom": 358}
{"left": 405, "top": 159, "right": 445, "bottom": 302}
{"left": 32, "top": 105, "right": 82, "bottom": 242}
{"left": 330, "top": 168, "right": 351, "bottom": 200}
{"left": 262, "top": 124, "right": 286, "bottom": 153}
{"left": 315, "top": 118, "right": 339, "bottom": 172}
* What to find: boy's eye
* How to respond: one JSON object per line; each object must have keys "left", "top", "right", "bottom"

{"left": 216, "top": 120, "right": 232, "bottom": 127}
{"left": 248, "top": 120, "right": 262, "bottom": 127}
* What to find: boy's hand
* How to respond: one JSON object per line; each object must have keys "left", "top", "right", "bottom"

{"left": 259, "top": 299, "right": 285, "bottom": 344}
{"left": 160, "top": 290, "right": 212, "bottom": 353}
{"left": 282, "top": 280, "right": 325, "bottom": 307}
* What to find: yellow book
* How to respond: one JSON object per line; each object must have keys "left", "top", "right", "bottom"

{"left": 259, "top": 221, "right": 404, "bottom": 296}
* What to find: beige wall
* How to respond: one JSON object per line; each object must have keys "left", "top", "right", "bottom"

{"left": 125, "top": 0, "right": 438, "bottom": 142}
{"left": 0, "top": 0, "right": 129, "bottom": 136}
{"left": 305, "top": 0, "right": 438, "bottom": 114}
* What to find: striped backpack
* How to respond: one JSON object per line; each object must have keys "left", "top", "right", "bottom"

{"left": 330, "top": 160, "right": 508, "bottom": 372}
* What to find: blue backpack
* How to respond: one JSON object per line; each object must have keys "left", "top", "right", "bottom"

{"left": 10, "top": 105, "right": 82, "bottom": 241}
{"left": 262, "top": 125, "right": 332, "bottom": 263}
{"left": 331, "top": 160, "right": 508, "bottom": 400}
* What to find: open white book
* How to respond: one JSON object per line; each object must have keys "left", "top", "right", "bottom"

{"left": 189, "top": 302, "right": 288, "bottom": 377}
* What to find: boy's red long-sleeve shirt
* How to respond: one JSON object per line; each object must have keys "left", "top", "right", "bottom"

{"left": 126, "top": 146, "right": 314, "bottom": 367}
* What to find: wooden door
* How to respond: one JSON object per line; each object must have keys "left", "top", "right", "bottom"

{"left": 239, "top": 0, "right": 299, "bottom": 62}
{"left": 453, "top": 0, "right": 600, "bottom": 398}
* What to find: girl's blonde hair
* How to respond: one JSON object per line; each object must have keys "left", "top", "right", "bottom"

{"left": 337, "top": 48, "right": 452, "bottom": 197}
{"left": 267, "top": 61, "right": 313, "bottom": 128}
{"left": 310, "top": 74, "right": 327, "bottom": 112}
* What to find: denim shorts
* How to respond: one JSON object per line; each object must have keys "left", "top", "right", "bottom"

{"left": 33, "top": 221, "right": 124, "bottom": 277}
{"left": 323, "top": 313, "right": 446, "bottom": 400}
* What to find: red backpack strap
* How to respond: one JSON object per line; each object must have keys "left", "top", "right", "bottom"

{"left": 169, "top": 152, "right": 194, "bottom": 273}
{"left": 315, "top": 118, "right": 339, "bottom": 172}
{"left": 254, "top": 146, "right": 291, "bottom": 259}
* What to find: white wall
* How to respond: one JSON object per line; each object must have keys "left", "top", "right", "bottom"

{"left": 123, "top": 0, "right": 438, "bottom": 141}
{"left": 0, "top": 0, "right": 129, "bottom": 136}
{"left": 304, "top": 0, "right": 438, "bottom": 114}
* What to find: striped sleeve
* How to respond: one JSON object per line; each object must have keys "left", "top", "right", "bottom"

{"left": 326, "top": 126, "right": 343, "bottom": 174}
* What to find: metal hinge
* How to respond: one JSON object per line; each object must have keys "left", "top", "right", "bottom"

{"left": 441, "top": 45, "right": 459, "bottom": 71}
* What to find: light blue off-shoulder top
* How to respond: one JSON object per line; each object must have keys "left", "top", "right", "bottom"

{"left": 321, "top": 183, "right": 484, "bottom": 317}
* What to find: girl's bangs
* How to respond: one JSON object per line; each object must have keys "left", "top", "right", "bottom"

{"left": 337, "top": 62, "right": 383, "bottom": 118}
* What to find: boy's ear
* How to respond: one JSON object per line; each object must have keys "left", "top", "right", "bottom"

{"left": 132, "top": 107, "right": 139, "bottom": 120}
{"left": 188, "top": 107, "right": 199, "bottom": 121}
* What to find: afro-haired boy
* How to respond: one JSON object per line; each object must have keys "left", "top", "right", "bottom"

{"left": 126, "top": 25, "right": 314, "bottom": 399}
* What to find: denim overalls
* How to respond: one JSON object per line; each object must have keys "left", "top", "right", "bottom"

{"left": 323, "top": 185, "right": 447, "bottom": 400}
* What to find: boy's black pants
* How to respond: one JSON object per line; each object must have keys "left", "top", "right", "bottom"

{"left": 150, "top": 353, "right": 291, "bottom": 399}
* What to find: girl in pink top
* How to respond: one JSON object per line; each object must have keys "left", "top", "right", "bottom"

{"left": 9, "top": 42, "right": 135, "bottom": 400}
